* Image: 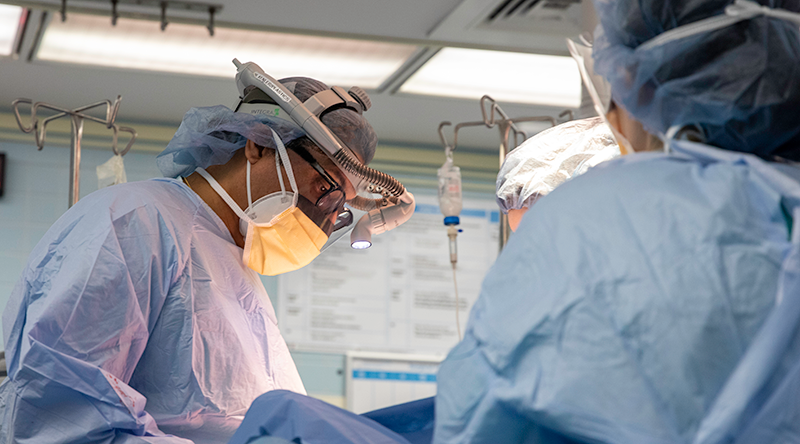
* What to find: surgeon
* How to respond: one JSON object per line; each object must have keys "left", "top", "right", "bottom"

{"left": 495, "top": 117, "right": 618, "bottom": 232}
{"left": 434, "top": 0, "right": 800, "bottom": 443}
{"left": 0, "top": 75, "right": 378, "bottom": 443}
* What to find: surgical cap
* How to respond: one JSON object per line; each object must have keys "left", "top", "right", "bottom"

{"left": 592, "top": 0, "right": 800, "bottom": 160}
{"left": 496, "top": 117, "right": 619, "bottom": 213}
{"left": 158, "top": 77, "right": 378, "bottom": 178}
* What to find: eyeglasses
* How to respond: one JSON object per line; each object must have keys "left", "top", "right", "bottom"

{"left": 288, "top": 143, "right": 346, "bottom": 213}
{"left": 288, "top": 143, "right": 352, "bottom": 233}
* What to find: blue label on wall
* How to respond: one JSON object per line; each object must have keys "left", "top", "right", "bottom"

{"left": 352, "top": 370, "right": 437, "bottom": 383}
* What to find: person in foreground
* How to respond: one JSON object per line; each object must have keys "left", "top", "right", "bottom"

{"left": 0, "top": 76, "right": 378, "bottom": 443}
{"left": 496, "top": 116, "right": 618, "bottom": 232}
{"left": 434, "top": 0, "right": 800, "bottom": 443}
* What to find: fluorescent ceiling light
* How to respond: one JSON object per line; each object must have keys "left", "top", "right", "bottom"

{"left": 400, "top": 47, "right": 581, "bottom": 108}
{"left": 36, "top": 13, "right": 418, "bottom": 88}
{"left": 0, "top": 4, "right": 24, "bottom": 56}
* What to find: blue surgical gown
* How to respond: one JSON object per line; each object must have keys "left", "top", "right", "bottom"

{"left": 0, "top": 178, "right": 305, "bottom": 443}
{"left": 434, "top": 141, "right": 800, "bottom": 444}
{"left": 229, "top": 391, "right": 434, "bottom": 444}
{"left": 229, "top": 390, "right": 417, "bottom": 444}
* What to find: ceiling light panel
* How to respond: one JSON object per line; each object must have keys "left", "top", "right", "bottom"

{"left": 400, "top": 47, "right": 581, "bottom": 108}
{"left": 36, "top": 13, "right": 418, "bottom": 88}
{"left": 0, "top": 4, "right": 24, "bottom": 57}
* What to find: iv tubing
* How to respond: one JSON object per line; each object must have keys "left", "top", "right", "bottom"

{"left": 452, "top": 262, "right": 462, "bottom": 341}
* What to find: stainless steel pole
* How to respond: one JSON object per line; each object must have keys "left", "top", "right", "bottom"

{"left": 69, "top": 114, "right": 83, "bottom": 208}
{"left": 498, "top": 122, "right": 512, "bottom": 252}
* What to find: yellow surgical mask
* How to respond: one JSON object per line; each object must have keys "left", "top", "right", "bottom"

{"left": 195, "top": 128, "right": 329, "bottom": 275}
{"left": 241, "top": 205, "right": 328, "bottom": 275}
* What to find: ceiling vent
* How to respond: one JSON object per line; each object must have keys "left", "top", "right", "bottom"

{"left": 481, "top": 0, "right": 583, "bottom": 35}
{"left": 429, "top": 0, "right": 586, "bottom": 54}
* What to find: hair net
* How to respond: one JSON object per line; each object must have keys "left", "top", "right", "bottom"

{"left": 592, "top": 0, "right": 800, "bottom": 160}
{"left": 496, "top": 117, "right": 619, "bottom": 213}
{"left": 158, "top": 77, "right": 378, "bottom": 178}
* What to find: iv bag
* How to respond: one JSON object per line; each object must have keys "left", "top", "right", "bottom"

{"left": 438, "top": 157, "right": 462, "bottom": 219}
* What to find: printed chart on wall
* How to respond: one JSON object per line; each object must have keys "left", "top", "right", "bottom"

{"left": 278, "top": 193, "right": 500, "bottom": 355}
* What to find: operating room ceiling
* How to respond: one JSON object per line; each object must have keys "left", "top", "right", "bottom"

{"left": 0, "top": 0, "right": 595, "bottom": 152}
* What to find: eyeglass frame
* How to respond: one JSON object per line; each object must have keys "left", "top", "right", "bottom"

{"left": 281, "top": 142, "right": 354, "bottom": 235}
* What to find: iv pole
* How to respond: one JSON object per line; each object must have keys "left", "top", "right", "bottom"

{"left": 12, "top": 96, "right": 137, "bottom": 208}
{"left": 439, "top": 95, "right": 564, "bottom": 251}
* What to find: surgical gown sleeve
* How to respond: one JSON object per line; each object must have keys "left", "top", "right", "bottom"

{"left": 434, "top": 151, "right": 798, "bottom": 444}
{"left": 0, "top": 186, "right": 194, "bottom": 443}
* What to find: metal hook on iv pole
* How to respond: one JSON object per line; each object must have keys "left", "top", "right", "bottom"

{"left": 11, "top": 95, "right": 137, "bottom": 208}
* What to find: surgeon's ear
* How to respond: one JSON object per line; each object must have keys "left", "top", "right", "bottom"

{"left": 244, "top": 139, "right": 266, "bottom": 165}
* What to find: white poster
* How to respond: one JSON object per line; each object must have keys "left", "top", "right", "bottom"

{"left": 278, "top": 194, "right": 499, "bottom": 355}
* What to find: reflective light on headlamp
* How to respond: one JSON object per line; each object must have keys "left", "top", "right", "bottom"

{"left": 351, "top": 240, "right": 372, "bottom": 250}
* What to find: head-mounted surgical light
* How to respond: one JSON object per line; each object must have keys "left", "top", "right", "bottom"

{"left": 231, "top": 58, "right": 415, "bottom": 250}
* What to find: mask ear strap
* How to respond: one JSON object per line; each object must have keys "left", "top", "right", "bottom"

{"left": 246, "top": 160, "right": 254, "bottom": 207}
{"left": 662, "top": 125, "right": 683, "bottom": 155}
{"left": 275, "top": 150, "right": 287, "bottom": 198}
{"left": 196, "top": 167, "right": 251, "bottom": 221}
{"left": 270, "top": 128, "right": 299, "bottom": 206}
